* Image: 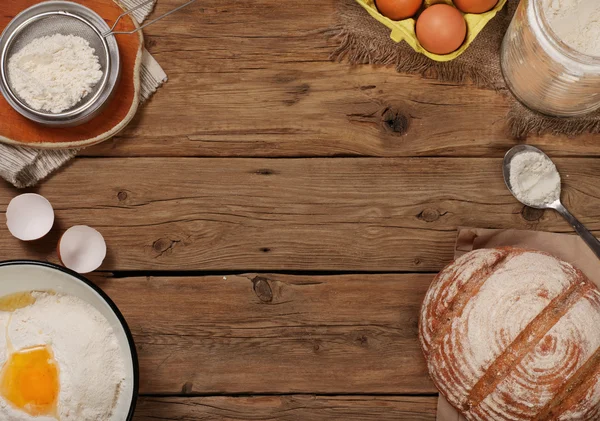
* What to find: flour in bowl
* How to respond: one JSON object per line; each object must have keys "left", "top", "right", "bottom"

{"left": 8, "top": 34, "right": 103, "bottom": 113}
{"left": 0, "top": 292, "right": 126, "bottom": 421}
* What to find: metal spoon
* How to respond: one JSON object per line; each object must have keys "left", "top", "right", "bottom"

{"left": 503, "top": 145, "right": 600, "bottom": 259}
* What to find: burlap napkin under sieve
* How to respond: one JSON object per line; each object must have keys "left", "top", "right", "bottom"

{"left": 0, "top": 0, "right": 167, "bottom": 189}
{"left": 331, "top": 0, "right": 600, "bottom": 139}
{"left": 435, "top": 227, "right": 600, "bottom": 421}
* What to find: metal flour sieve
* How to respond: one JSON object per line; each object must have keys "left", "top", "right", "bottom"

{"left": 0, "top": 0, "right": 195, "bottom": 127}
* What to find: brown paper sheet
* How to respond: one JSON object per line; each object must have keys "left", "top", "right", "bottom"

{"left": 437, "top": 227, "right": 600, "bottom": 421}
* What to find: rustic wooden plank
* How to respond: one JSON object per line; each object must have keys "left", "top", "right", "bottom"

{"left": 133, "top": 396, "right": 437, "bottom": 420}
{"left": 80, "top": 0, "right": 600, "bottom": 158}
{"left": 93, "top": 273, "right": 433, "bottom": 394}
{"left": 2, "top": 157, "right": 599, "bottom": 272}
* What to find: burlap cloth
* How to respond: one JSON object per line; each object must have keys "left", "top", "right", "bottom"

{"left": 0, "top": 0, "right": 168, "bottom": 188}
{"left": 435, "top": 227, "right": 600, "bottom": 420}
{"left": 331, "top": 0, "right": 600, "bottom": 139}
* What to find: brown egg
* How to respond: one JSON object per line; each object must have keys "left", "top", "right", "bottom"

{"left": 416, "top": 4, "right": 467, "bottom": 55}
{"left": 453, "top": 0, "right": 498, "bottom": 14}
{"left": 375, "top": 0, "right": 423, "bottom": 20}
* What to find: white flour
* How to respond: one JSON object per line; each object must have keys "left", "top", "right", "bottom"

{"left": 8, "top": 34, "right": 103, "bottom": 114}
{"left": 509, "top": 151, "right": 561, "bottom": 207}
{"left": 0, "top": 292, "right": 126, "bottom": 421}
{"left": 544, "top": 0, "right": 600, "bottom": 56}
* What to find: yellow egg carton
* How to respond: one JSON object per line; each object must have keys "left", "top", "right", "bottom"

{"left": 355, "top": 0, "right": 507, "bottom": 62}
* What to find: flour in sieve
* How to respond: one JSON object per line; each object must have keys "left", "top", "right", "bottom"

{"left": 0, "top": 292, "right": 126, "bottom": 421}
{"left": 8, "top": 34, "right": 103, "bottom": 113}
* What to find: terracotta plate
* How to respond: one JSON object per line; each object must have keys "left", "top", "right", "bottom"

{"left": 0, "top": 0, "right": 142, "bottom": 149}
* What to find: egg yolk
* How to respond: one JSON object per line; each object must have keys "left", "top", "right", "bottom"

{"left": 0, "top": 346, "right": 59, "bottom": 417}
{"left": 0, "top": 292, "right": 36, "bottom": 312}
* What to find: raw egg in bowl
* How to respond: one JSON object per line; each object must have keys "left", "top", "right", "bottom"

{"left": 0, "top": 261, "right": 138, "bottom": 420}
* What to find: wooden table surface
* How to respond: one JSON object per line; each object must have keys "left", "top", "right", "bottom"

{"left": 3, "top": 1, "right": 600, "bottom": 419}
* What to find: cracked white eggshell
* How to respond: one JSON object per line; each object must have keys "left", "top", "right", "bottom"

{"left": 58, "top": 226, "right": 107, "bottom": 274}
{"left": 6, "top": 193, "right": 55, "bottom": 241}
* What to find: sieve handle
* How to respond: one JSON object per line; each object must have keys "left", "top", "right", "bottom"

{"left": 103, "top": 0, "right": 197, "bottom": 37}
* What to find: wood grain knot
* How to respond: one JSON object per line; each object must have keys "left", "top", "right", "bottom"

{"left": 409, "top": 317, "right": 419, "bottom": 332}
{"left": 146, "top": 36, "right": 157, "bottom": 48}
{"left": 521, "top": 206, "right": 544, "bottom": 222}
{"left": 117, "top": 191, "right": 128, "bottom": 201}
{"left": 252, "top": 276, "right": 273, "bottom": 303}
{"left": 182, "top": 382, "right": 193, "bottom": 394}
{"left": 283, "top": 83, "right": 310, "bottom": 106}
{"left": 152, "top": 238, "right": 180, "bottom": 257}
{"left": 381, "top": 108, "right": 410, "bottom": 135}
{"left": 418, "top": 208, "right": 442, "bottom": 222}
{"left": 274, "top": 72, "right": 299, "bottom": 84}
{"left": 255, "top": 168, "right": 277, "bottom": 176}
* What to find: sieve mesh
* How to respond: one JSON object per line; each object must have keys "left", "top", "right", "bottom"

{"left": 5, "top": 13, "right": 109, "bottom": 115}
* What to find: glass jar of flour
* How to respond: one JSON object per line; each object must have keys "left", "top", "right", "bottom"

{"left": 501, "top": 0, "right": 600, "bottom": 117}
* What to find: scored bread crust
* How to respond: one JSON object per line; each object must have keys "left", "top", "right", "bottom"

{"left": 419, "top": 247, "right": 600, "bottom": 420}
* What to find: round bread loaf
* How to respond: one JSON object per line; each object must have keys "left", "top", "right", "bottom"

{"left": 419, "top": 247, "right": 600, "bottom": 420}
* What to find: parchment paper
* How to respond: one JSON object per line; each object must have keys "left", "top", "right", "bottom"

{"left": 436, "top": 227, "right": 600, "bottom": 421}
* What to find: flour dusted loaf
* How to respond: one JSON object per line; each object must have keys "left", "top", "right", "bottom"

{"left": 419, "top": 247, "right": 600, "bottom": 420}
